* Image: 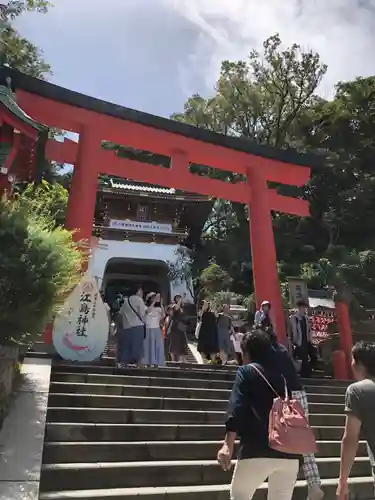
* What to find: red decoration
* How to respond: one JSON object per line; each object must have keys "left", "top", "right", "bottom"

{"left": 310, "top": 314, "right": 335, "bottom": 345}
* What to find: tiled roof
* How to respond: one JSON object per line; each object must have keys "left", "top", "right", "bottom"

{"left": 0, "top": 83, "right": 48, "bottom": 132}
{"left": 109, "top": 179, "right": 176, "bottom": 194}
{"left": 309, "top": 297, "right": 335, "bottom": 310}
{"left": 308, "top": 289, "right": 335, "bottom": 309}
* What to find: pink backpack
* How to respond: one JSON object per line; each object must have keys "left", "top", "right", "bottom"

{"left": 251, "top": 365, "right": 317, "bottom": 455}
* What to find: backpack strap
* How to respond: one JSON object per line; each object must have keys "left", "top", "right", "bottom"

{"left": 250, "top": 364, "right": 289, "bottom": 401}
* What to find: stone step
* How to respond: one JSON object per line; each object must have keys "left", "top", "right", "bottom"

{"left": 35, "top": 478, "right": 323, "bottom": 500}
{"left": 46, "top": 406, "right": 345, "bottom": 427}
{"left": 39, "top": 457, "right": 371, "bottom": 492}
{"left": 42, "top": 440, "right": 368, "bottom": 464}
{"left": 40, "top": 363, "right": 364, "bottom": 500}
{"left": 51, "top": 371, "right": 349, "bottom": 394}
{"left": 37, "top": 477, "right": 375, "bottom": 500}
{"left": 49, "top": 380, "right": 348, "bottom": 398}
{"left": 47, "top": 392, "right": 346, "bottom": 413}
{"left": 52, "top": 363, "right": 351, "bottom": 386}
{"left": 45, "top": 423, "right": 346, "bottom": 442}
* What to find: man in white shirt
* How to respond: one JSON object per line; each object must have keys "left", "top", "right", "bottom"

{"left": 117, "top": 285, "right": 146, "bottom": 367}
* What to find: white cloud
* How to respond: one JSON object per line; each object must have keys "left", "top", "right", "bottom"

{"left": 163, "top": 0, "right": 375, "bottom": 98}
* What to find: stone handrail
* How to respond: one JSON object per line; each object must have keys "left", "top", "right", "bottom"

{"left": 0, "top": 346, "right": 18, "bottom": 410}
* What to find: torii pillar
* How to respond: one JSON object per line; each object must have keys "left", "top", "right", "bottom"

{"left": 65, "top": 125, "right": 100, "bottom": 242}
{"left": 247, "top": 165, "right": 286, "bottom": 343}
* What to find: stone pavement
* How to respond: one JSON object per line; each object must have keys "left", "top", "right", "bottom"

{"left": 0, "top": 358, "right": 52, "bottom": 500}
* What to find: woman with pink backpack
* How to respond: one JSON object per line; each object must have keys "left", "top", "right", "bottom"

{"left": 217, "top": 329, "right": 317, "bottom": 500}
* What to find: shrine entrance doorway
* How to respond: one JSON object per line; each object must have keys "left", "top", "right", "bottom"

{"left": 102, "top": 258, "right": 170, "bottom": 309}
{"left": 0, "top": 67, "right": 317, "bottom": 343}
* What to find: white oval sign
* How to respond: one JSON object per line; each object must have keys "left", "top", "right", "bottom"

{"left": 52, "top": 272, "right": 109, "bottom": 362}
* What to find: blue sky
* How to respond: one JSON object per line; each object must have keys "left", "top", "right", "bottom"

{"left": 15, "top": 0, "right": 375, "bottom": 119}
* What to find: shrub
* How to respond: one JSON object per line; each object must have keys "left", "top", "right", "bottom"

{"left": 200, "top": 263, "right": 233, "bottom": 294}
{"left": 0, "top": 194, "right": 82, "bottom": 346}
{"left": 15, "top": 180, "right": 68, "bottom": 227}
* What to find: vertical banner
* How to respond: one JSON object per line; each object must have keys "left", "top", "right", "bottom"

{"left": 52, "top": 272, "right": 109, "bottom": 361}
{"left": 287, "top": 277, "right": 309, "bottom": 308}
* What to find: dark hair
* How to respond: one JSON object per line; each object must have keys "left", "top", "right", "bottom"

{"left": 129, "top": 285, "right": 143, "bottom": 296}
{"left": 173, "top": 295, "right": 182, "bottom": 303}
{"left": 352, "top": 341, "right": 375, "bottom": 377}
{"left": 240, "top": 329, "right": 273, "bottom": 364}
{"left": 296, "top": 299, "right": 308, "bottom": 308}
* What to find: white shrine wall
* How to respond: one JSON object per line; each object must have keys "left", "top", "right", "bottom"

{"left": 88, "top": 239, "right": 194, "bottom": 303}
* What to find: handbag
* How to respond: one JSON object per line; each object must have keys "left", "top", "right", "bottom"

{"left": 251, "top": 364, "right": 317, "bottom": 455}
{"left": 127, "top": 297, "right": 147, "bottom": 339}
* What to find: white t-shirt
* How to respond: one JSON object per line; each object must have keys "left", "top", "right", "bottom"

{"left": 231, "top": 332, "right": 244, "bottom": 353}
{"left": 146, "top": 307, "right": 163, "bottom": 329}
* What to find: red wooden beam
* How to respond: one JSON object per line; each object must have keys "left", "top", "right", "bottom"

{"left": 96, "top": 150, "right": 248, "bottom": 204}
{"left": 267, "top": 190, "right": 310, "bottom": 217}
{"left": 17, "top": 91, "right": 311, "bottom": 187}
{"left": 45, "top": 138, "right": 77, "bottom": 164}
{"left": 44, "top": 137, "right": 309, "bottom": 217}
{"left": 3, "top": 132, "right": 20, "bottom": 174}
{"left": 96, "top": 151, "right": 308, "bottom": 216}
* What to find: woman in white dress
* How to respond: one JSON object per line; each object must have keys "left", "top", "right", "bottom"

{"left": 143, "top": 292, "right": 165, "bottom": 366}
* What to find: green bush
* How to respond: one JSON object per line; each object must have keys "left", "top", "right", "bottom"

{"left": 15, "top": 180, "right": 68, "bottom": 227}
{"left": 0, "top": 194, "right": 82, "bottom": 346}
{"left": 200, "top": 263, "right": 233, "bottom": 294}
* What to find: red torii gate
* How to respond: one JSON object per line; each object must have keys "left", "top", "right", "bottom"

{"left": 1, "top": 67, "right": 317, "bottom": 344}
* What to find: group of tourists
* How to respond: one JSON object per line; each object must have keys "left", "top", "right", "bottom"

{"left": 195, "top": 298, "right": 318, "bottom": 376}
{"left": 196, "top": 301, "right": 244, "bottom": 365}
{"left": 114, "top": 286, "right": 189, "bottom": 368}
{"left": 111, "top": 287, "right": 375, "bottom": 500}
{"left": 112, "top": 286, "right": 318, "bottom": 374}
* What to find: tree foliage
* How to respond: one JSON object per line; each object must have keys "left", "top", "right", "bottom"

{"left": 1, "top": 0, "right": 52, "bottom": 78}
{"left": 172, "top": 34, "right": 326, "bottom": 148}
{"left": 199, "top": 263, "right": 232, "bottom": 295}
{"left": 0, "top": 192, "right": 82, "bottom": 345}
{"left": 172, "top": 34, "right": 375, "bottom": 311}
{"left": 15, "top": 180, "right": 68, "bottom": 227}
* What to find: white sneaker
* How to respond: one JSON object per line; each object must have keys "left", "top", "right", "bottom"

{"left": 307, "top": 484, "right": 324, "bottom": 500}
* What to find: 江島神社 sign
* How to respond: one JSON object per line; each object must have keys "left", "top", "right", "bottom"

{"left": 109, "top": 219, "right": 172, "bottom": 233}
{"left": 52, "top": 273, "right": 109, "bottom": 362}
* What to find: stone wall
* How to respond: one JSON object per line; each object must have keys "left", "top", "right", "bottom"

{"left": 0, "top": 346, "right": 19, "bottom": 419}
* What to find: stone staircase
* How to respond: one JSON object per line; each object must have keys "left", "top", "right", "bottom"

{"left": 38, "top": 362, "right": 375, "bottom": 500}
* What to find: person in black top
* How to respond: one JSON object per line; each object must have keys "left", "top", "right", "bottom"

{"left": 197, "top": 300, "right": 218, "bottom": 362}
{"left": 268, "top": 338, "right": 323, "bottom": 500}
{"left": 217, "top": 329, "right": 300, "bottom": 500}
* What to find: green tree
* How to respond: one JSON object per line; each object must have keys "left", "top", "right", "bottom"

{"left": 0, "top": 192, "right": 82, "bottom": 346}
{"left": 172, "top": 34, "right": 327, "bottom": 295}
{"left": 16, "top": 180, "right": 68, "bottom": 227}
{"left": 173, "top": 34, "right": 326, "bottom": 148}
{"left": 171, "top": 35, "right": 375, "bottom": 313}
{"left": 200, "top": 263, "right": 233, "bottom": 295}
{"left": 2, "top": 0, "right": 52, "bottom": 77}
{"left": 167, "top": 246, "right": 196, "bottom": 300}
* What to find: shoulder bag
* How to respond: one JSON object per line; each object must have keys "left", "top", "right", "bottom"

{"left": 127, "top": 297, "right": 147, "bottom": 339}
